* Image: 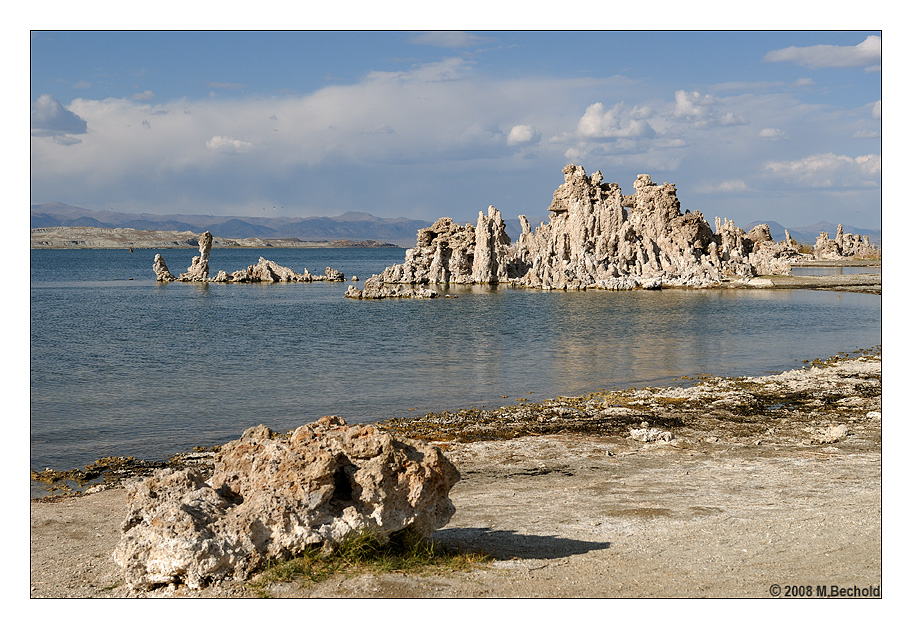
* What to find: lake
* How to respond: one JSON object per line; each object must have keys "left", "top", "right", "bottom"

{"left": 30, "top": 247, "right": 881, "bottom": 483}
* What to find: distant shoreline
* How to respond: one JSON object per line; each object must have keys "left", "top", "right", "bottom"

{"left": 30, "top": 226, "right": 402, "bottom": 249}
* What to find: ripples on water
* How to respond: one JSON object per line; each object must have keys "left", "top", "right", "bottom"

{"left": 30, "top": 248, "right": 882, "bottom": 474}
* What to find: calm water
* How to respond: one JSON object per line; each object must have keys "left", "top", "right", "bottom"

{"left": 791, "top": 266, "right": 881, "bottom": 276}
{"left": 31, "top": 248, "right": 881, "bottom": 479}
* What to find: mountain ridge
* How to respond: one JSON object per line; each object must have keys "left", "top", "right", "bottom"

{"left": 30, "top": 203, "right": 432, "bottom": 247}
{"left": 31, "top": 203, "right": 882, "bottom": 247}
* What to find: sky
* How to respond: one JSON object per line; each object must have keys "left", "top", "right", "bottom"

{"left": 30, "top": 27, "right": 883, "bottom": 230}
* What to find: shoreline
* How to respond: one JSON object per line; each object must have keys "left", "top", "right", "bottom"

{"left": 30, "top": 347, "right": 882, "bottom": 499}
{"left": 30, "top": 349, "right": 882, "bottom": 597}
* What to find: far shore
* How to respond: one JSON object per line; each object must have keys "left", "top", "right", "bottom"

{"left": 30, "top": 226, "right": 403, "bottom": 249}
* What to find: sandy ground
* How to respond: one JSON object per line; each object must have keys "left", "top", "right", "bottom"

{"left": 31, "top": 356, "right": 882, "bottom": 599}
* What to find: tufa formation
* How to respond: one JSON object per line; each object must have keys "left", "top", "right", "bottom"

{"left": 113, "top": 416, "right": 459, "bottom": 590}
{"left": 153, "top": 231, "right": 345, "bottom": 283}
{"left": 347, "top": 164, "right": 875, "bottom": 298}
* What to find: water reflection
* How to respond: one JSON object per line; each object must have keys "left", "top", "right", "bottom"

{"left": 31, "top": 250, "right": 882, "bottom": 474}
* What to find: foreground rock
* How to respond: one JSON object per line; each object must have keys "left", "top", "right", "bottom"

{"left": 154, "top": 232, "right": 345, "bottom": 283}
{"left": 354, "top": 164, "right": 878, "bottom": 297}
{"left": 112, "top": 416, "right": 459, "bottom": 591}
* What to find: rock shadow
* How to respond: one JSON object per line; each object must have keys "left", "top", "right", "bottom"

{"left": 432, "top": 527, "right": 611, "bottom": 561}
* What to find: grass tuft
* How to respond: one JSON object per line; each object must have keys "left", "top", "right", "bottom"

{"left": 246, "top": 528, "right": 490, "bottom": 596}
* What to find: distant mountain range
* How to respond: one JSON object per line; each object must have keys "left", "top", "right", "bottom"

{"left": 30, "top": 203, "right": 881, "bottom": 248}
{"left": 744, "top": 220, "right": 881, "bottom": 246}
{"left": 30, "top": 203, "right": 433, "bottom": 247}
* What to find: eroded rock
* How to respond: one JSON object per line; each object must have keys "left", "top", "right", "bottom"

{"left": 814, "top": 224, "right": 880, "bottom": 260}
{"left": 177, "top": 231, "right": 213, "bottom": 281}
{"left": 346, "top": 276, "right": 439, "bottom": 299}
{"left": 355, "top": 164, "right": 811, "bottom": 297}
{"left": 113, "top": 416, "right": 459, "bottom": 590}
{"left": 152, "top": 254, "right": 176, "bottom": 282}
{"left": 154, "top": 235, "right": 345, "bottom": 283}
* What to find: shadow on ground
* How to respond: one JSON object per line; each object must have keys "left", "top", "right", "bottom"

{"left": 433, "top": 527, "right": 611, "bottom": 560}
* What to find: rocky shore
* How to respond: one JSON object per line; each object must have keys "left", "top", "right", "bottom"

{"left": 31, "top": 349, "right": 881, "bottom": 598}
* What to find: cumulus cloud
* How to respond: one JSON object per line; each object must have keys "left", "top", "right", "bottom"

{"left": 719, "top": 111, "right": 748, "bottom": 126}
{"left": 577, "top": 102, "right": 655, "bottom": 138}
{"left": 674, "top": 90, "right": 714, "bottom": 119}
{"left": 206, "top": 136, "right": 253, "bottom": 153}
{"left": 765, "top": 152, "right": 881, "bottom": 187}
{"left": 673, "top": 90, "right": 748, "bottom": 128}
{"left": 758, "top": 128, "right": 787, "bottom": 140}
{"left": 31, "top": 59, "right": 615, "bottom": 214}
{"left": 132, "top": 90, "right": 155, "bottom": 101}
{"left": 764, "top": 35, "right": 881, "bottom": 69}
{"left": 506, "top": 124, "right": 541, "bottom": 146}
{"left": 31, "top": 94, "right": 88, "bottom": 137}
{"left": 872, "top": 100, "right": 881, "bottom": 119}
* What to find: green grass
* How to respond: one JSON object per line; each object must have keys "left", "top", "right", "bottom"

{"left": 246, "top": 528, "right": 490, "bottom": 597}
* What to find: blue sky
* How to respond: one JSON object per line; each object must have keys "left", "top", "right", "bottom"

{"left": 30, "top": 28, "right": 883, "bottom": 230}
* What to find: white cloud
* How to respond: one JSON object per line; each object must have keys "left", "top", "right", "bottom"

{"left": 763, "top": 35, "right": 881, "bottom": 69}
{"left": 719, "top": 111, "right": 748, "bottom": 126}
{"left": 674, "top": 90, "right": 714, "bottom": 119}
{"left": 206, "top": 136, "right": 253, "bottom": 153}
{"left": 758, "top": 128, "right": 787, "bottom": 140}
{"left": 506, "top": 124, "right": 541, "bottom": 146}
{"left": 673, "top": 90, "right": 748, "bottom": 128}
{"left": 577, "top": 102, "right": 655, "bottom": 139}
{"left": 132, "top": 90, "right": 155, "bottom": 101}
{"left": 31, "top": 94, "right": 88, "bottom": 137}
{"left": 765, "top": 153, "right": 881, "bottom": 187}
{"left": 365, "top": 57, "right": 473, "bottom": 84}
{"left": 695, "top": 180, "right": 749, "bottom": 194}
{"left": 872, "top": 100, "right": 881, "bottom": 119}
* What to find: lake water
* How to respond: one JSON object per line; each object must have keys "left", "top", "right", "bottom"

{"left": 31, "top": 248, "right": 882, "bottom": 482}
{"left": 790, "top": 266, "right": 881, "bottom": 276}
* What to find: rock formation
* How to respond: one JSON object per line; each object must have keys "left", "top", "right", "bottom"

{"left": 345, "top": 276, "right": 440, "bottom": 299}
{"left": 152, "top": 254, "right": 176, "bottom": 281}
{"left": 154, "top": 235, "right": 345, "bottom": 283}
{"left": 355, "top": 164, "right": 807, "bottom": 297}
{"left": 113, "top": 416, "right": 459, "bottom": 590}
{"left": 814, "top": 224, "right": 880, "bottom": 260}
{"left": 178, "top": 230, "right": 213, "bottom": 281}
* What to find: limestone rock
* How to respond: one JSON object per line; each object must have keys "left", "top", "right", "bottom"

{"left": 177, "top": 231, "right": 213, "bottom": 281}
{"left": 346, "top": 276, "right": 439, "bottom": 299}
{"left": 361, "top": 164, "right": 808, "bottom": 296}
{"left": 814, "top": 224, "right": 880, "bottom": 260}
{"left": 113, "top": 416, "right": 459, "bottom": 590}
{"left": 629, "top": 428, "right": 675, "bottom": 442}
{"left": 153, "top": 233, "right": 345, "bottom": 283}
{"left": 152, "top": 254, "right": 176, "bottom": 281}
